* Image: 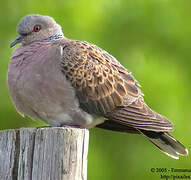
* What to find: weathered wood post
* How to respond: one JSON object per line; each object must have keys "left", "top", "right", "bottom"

{"left": 0, "top": 127, "right": 89, "bottom": 180}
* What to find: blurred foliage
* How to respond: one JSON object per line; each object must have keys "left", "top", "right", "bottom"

{"left": 0, "top": 0, "right": 191, "bottom": 179}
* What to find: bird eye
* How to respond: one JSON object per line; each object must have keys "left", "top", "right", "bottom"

{"left": 33, "top": 25, "right": 41, "bottom": 32}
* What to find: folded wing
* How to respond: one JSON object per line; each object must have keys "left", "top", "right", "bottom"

{"left": 59, "top": 40, "right": 173, "bottom": 132}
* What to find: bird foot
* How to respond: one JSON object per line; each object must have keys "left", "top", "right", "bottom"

{"left": 60, "top": 124, "right": 85, "bottom": 129}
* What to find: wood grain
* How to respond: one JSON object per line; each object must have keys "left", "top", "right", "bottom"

{"left": 0, "top": 127, "right": 89, "bottom": 180}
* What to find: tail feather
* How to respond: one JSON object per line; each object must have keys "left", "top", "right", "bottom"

{"left": 139, "top": 129, "right": 188, "bottom": 159}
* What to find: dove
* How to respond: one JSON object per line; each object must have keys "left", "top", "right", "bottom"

{"left": 8, "top": 14, "right": 188, "bottom": 159}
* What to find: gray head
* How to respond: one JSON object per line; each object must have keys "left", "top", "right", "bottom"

{"left": 10, "top": 14, "right": 64, "bottom": 48}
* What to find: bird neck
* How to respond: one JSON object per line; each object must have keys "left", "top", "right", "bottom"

{"left": 46, "top": 33, "right": 64, "bottom": 42}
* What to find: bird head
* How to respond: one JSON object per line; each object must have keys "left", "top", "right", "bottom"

{"left": 10, "top": 14, "right": 64, "bottom": 48}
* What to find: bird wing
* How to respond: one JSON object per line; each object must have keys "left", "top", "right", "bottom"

{"left": 59, "top": 40, "right": 173, "bottom": 132}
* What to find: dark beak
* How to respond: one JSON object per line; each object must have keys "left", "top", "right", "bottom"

{"left": 10, "top": 36, "right": 24, "bottom": 48}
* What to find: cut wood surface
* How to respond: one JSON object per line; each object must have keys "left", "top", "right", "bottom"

{"left": 0, "top": 127, "right": 89, "bottom": 180}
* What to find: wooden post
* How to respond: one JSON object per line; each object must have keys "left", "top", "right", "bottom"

{"left": 0, "top": 127, "right": 89, "bottom": 180}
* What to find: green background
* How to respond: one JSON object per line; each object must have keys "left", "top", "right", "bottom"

{"left": 0, "top": 0, "right": 190, "bottom": 179}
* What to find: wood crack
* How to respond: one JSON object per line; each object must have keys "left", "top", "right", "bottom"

{"left": 13, "top": 129, "right": 20, "bottom": 180}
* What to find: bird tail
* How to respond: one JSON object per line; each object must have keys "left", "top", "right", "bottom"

{"left": 139, "top": 129, "right": 188, "bottom": 159}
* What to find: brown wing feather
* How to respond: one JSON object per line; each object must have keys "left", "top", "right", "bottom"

{"left": 60, "top": 40, "right": 139, "bottom": 112}
{"left": 59, "top": 40, "right": 173, "bottom": 132}
{"left": 108, "top": 97, "right": 173, "bottom": 132}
